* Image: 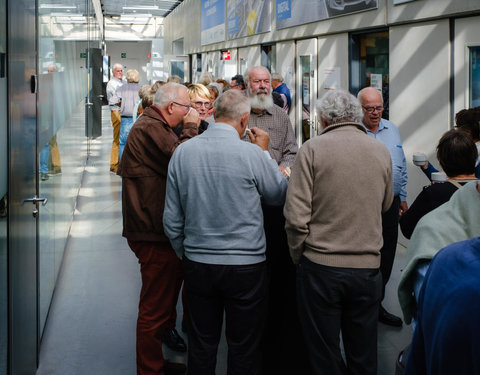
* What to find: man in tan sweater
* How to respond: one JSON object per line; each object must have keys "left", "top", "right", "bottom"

{"left": 284, "top": 89, "right": 393, "bottom": 375}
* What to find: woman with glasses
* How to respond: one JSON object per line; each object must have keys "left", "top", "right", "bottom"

{"left": 188, "top": 84, "right": 212, "bottom": 133}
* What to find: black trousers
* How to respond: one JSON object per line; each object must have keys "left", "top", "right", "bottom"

{"left": 262, "top": 205, "right": 311, "bottom": 375}
{"left": 380, "top": 196, "right": 400, "bottom": 299}
{"left": 183, "top": 257, "right": 268, "bottom": 375}
{"left": 297, "top": 256, "right": 382, "bottom": 375}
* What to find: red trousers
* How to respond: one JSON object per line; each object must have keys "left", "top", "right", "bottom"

{"left": 128, "top": 240, "right": 183, "bottom": 375}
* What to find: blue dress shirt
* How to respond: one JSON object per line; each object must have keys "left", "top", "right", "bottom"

{"left": 363, "top": 118, "right": 408, "bottom": 201}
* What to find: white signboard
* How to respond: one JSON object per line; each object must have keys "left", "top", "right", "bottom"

{"left": 323, "top": 67, "right": 341, "bottom": 90}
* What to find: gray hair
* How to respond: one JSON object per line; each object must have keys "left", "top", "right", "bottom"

{"left": 214, "top": 90, "right": 251, "bottom": 123}
{"left": 271, "top": 72, "right": 283, "bottom": 82}
{"left": 153, "top": 82, "right": 187, "bottom": 108}
{"left": 316, "top": 89, "right": 363, "bottom": 125}
{"left": 167, "top": 75, "right": 182, "bottom": 84}
{"left": 112, "top": 63, "right": 123, "bottom": 71}
{"left": 198, "top": 71, "right": 215, "bottom": 86}
{"left": 244, "top": 66, "right": 271, "bottom": 85}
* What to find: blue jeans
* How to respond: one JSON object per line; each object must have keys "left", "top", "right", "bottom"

{"left": 39, "top": 144, "right": 50, "bottom": 174}
{"left": 119, "top": 116, "right": 134, "bottom": 160}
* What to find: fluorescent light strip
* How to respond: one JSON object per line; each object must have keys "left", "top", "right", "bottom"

{"left": 120, "top": 13, "right": 153, "bottom": 18}
{"left": 51, "top": 12, "right": 84, "bottom": 17}
{"left": 39, "top": 4, "right": 77, "bottom": 9}
{"left": 123, "top": 6, "right": 159, "bottom": 10}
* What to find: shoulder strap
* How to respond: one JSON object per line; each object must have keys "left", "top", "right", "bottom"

{"left": 448, "top": 180, "right": 463, "bottom": 189}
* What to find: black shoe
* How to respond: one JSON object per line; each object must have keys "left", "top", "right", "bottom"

{"left": 163, "top": 328, "right": 187, "bottom": 352}
{"left": 40, "top": 173, "right": 49, "bottom": 181}
{"left": 379, "top": 306, "right": 402, "bottom": 327}
{"left": 164, "top": 360, "right": 186, "bottom": 375}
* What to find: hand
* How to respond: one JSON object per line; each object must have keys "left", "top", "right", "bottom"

{"left": 399, "top": 201, "right": 408, "bottom": 216}
{"left": 247, "top": 127, "right": 269, "bottom": 151}
{"left": 279, "top": 166, "right": 291, "bottom": 178}
{"left": 183, "top": 107, "right": 200, "bottom": 127}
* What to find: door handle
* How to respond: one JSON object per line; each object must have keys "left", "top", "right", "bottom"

{"left": 23, "top": 196, "right": 48, "bottom": 206}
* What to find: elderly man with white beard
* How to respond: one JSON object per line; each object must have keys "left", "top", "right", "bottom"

{"left": 245, "top": 66, "right": 298, "bottom": 176}
{"left": 244, "top": 66, "right": 308, "bottom": 374}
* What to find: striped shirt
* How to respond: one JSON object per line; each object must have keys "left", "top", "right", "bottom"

{"left": 246, "top": 105, "right": 298, "bottom": 167}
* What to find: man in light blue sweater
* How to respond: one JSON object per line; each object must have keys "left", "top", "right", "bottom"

{"left": 163, "top": 89, "right": 288, "bottom": 375}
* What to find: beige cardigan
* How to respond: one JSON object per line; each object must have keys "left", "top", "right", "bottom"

{"left": 284, "top": 122, "right": 393, "bottom": 268}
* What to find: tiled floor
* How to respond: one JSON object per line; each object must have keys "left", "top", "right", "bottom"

{"left": 36, "top": 106, "right": 412, "bottom": 375}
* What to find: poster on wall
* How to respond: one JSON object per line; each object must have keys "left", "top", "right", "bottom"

{"left": 276, "top": 0, "right": 378, "bottom": 30}
{"left": 227, "top": 0, "right": 271, "bottom": 40}
{"left": 201, "top": 0, "right": 226, "bottom": 46}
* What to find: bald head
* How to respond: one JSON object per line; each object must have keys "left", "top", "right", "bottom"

{"left": 357, "top": 87, "right": 384, "bottom": 131}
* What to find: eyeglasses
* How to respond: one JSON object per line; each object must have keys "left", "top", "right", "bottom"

{"left": 192, "top": 101, "right": 212, "bottom": 109}
{"left": 172, "top": 101, "right": 191, "bottom": 109}
{"left": 362, "top": 106, "right": 384, "bottom": 113}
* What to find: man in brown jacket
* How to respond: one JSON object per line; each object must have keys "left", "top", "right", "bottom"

{"left": 284, "top": 89, "right": 393, "bottom": 375}
{"left": 118, "top": 82, "right": 199, "bottom": 375}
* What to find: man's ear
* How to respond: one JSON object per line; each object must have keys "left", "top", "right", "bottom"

{"left": 240, "top": 112, "right": 250, "bottom": 129}
{"left": 167, "top": 102, "right": 174, "bottom": 115}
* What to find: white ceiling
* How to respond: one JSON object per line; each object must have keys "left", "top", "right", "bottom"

{"left": 39, "top": 0, "right": 184, "bottom": 18}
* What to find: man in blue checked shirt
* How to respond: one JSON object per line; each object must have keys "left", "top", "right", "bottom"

{"left": 358, "top": 87, "right": 408, "bottom": 327}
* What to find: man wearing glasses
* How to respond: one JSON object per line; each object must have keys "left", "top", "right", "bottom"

{"left": 118, "top": 82, "right": 200, "bottom": 375}
{"left": 358, "top": 86, "right": 408, "bottom": 328}
{"left": 106, "top": 63, "right": 124, "bottom": 173}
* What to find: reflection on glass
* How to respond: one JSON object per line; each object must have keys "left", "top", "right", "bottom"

{"left": 350, "top": 31, "right": 389, "bottom": 118}
{"left": 261, "top": 44, "right": 276, "bottom": 73}
{"left": 171, "top": 61, "right": 185, "bottom": 82}
{"left": 0, "top": 0, "right": 6, "bottom": 371}
{"left": 37, "top": 0, "right": 94, "bottom": 337}
{"left": 470, "top": 46, "right": 480, "bottom": 108}
{"left": 301, "top": 56, "right": 311, "bottom": 143}
{"left": 240, "top": 58, "right": 247, "bottom": 75}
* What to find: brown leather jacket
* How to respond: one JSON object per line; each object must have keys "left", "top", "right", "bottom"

{"left": 117, "top": 106, "right": 198, "bottom": 242}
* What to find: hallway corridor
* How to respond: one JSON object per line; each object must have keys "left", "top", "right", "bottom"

{"left": 35, "top": 107, "right": 411, "bottom": 375}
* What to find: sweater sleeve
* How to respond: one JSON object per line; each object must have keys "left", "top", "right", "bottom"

{"left": 254, "top": 150, "right": 289, "bottom": 207}
{"left": 163, "top": 149, "right": 185, "bottom": 258}
{"left": 283, "top": 144, "right": 313, "bottom": 264}
{"left": 421, "top": 162, "right": 438, "bottom": 181}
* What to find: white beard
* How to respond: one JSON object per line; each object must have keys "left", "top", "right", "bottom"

{"left": 248, "top": 89, "right": 274, "bottom": 111}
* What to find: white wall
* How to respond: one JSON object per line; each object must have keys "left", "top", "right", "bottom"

{"left": 106, "top": 41, "right": 152, "bottom": 84}
{"left": 390, "top": 20, "right": 450, "bottom": 216}
{"left": 317, "top": 33, "right": 349, "bottom": 97}
{"left": 388, "top": 0, "right": 480, "bottom": 24}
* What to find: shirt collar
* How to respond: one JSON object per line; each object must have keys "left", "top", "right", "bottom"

{"left": 251, "top": 106, "right": 274, "bottom": 116}
{"left": 362, "top": 118, "right": 388, "bottom": 133}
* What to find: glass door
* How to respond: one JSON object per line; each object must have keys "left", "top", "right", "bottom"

{"left": 8, "top": 0, "right": 39, "bottom": 373}
{"left": 296, "top": 39, "right": 318, "bottom": 146}
{"left": 469, "top": 46, "right": 480, "bottom": 107}
{"left": 349, "top": 30, "right": 389, "bottom": 118}
{"left": 0, "top": 0, "right": 7, "bottom": 373}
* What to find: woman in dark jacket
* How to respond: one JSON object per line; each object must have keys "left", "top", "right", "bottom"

{"left": 400, "top": 129, "right": 478, "bottom": 239}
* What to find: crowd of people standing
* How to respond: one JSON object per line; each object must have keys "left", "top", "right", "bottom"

{"left": 107, "top": 63, "right": 480, "bottom": 375}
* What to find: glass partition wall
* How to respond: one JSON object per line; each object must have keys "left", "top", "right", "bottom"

{"left": 37, "top": 2, "right": 100, "bottom": 336}
{"left": 0, "top": 0, "right": 7, "bottom": 372}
